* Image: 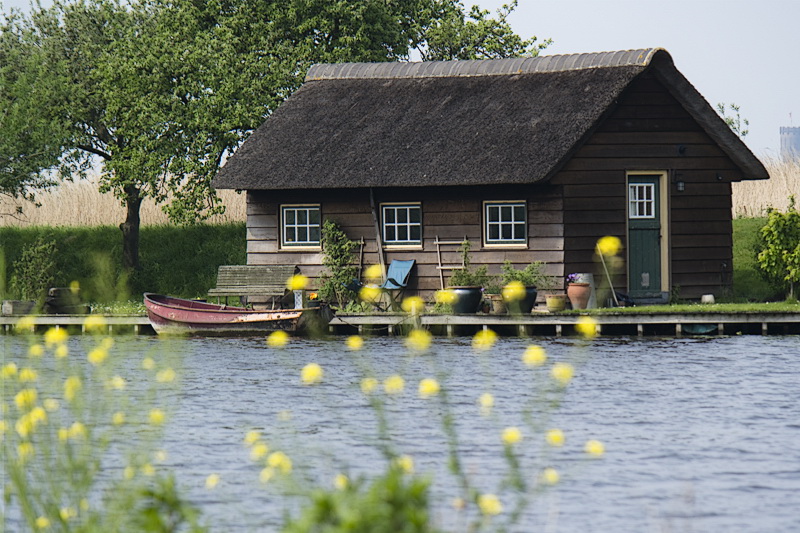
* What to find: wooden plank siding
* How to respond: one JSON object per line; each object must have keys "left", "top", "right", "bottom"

{"left": 553, "top": 73, "right": 739, "bottom": 299}
{"left": 246, "top": 186, "right": 565, "bottom": 299}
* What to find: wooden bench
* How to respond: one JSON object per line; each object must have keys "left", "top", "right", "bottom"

{"left": 208, "top": 265, "right": 299, "bottom": 307}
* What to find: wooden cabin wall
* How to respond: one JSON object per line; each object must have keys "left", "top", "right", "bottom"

{"left": 553, "top": 73, "right": 739, "bottom": 300}
{"left": 247, "top": 185, "right": 564, "bottom": 299}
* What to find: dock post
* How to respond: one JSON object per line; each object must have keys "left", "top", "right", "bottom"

{"left": 388, "top": 325, "right": 394, "bottom": 336}
{"left": 637, "top": 324, "right": 643, "bottom": 337}
{"left": 762, "top": 322, "right": 768, "bottom": 335}
{"left": 675, "top": 324, "right": 682, "bottom": 337}
{"left": 718, "top": 323, "right": 724, "bottom": 336}
{"left": 518, "top": 324, "right": 527, "bottom": 337}
{"left": 555, "top": 324, "right": 562, "bottom": 337}
{"left": 446, "top": 324, "right": 454, "bottom": 337}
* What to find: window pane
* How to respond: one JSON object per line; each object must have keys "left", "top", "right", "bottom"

{"left": 286, "top": 227, "right": 296, "bottom": 242}
{"left": 501, "top": 205, "right": 512, "bottom": 220}
{"left": 386, "top": 227, "right": 396, "bottom": 241}
{"left": 514, "top": 223, "right": 526, "bottom": 239}
{"left": 298, "top": 227, "right": 308, "bottom": 242}
{"left": 309, "top": 227, "right": 320, "bottom": 242}
{"left": 489, "top": 225, "right": 499, "bottom": 240}
{"left": 514, "top": 205, "right": 525, "bottom": 220}
{"left": 501, "top": 225, "right": 512, "bottom": 239}
{"left": 410, "top": 208, "right": 421, "bottom": 223}
{"left": 298, "top": 210, "right": 307, "bottom": 224}
{"left": 488, "top": 206, "right": 499, "bottom": 222}
{"left": 385, "top": 209, "right": 395, "bottom": 223}
{"left": 410, "top": 225, "right": 421, "bottom": 241}
{"left": 285, "top": 210, "right": 295, "bottom": 224}
{"left": 398, "top": 226, "right": 408, "bottom": 241}
{"left": 309, "top": 209, "right": 320, "bottom": 224}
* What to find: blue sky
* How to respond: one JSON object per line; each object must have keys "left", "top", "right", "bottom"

{"left": 4, "top": 0, "right": 797, "bottom": 156}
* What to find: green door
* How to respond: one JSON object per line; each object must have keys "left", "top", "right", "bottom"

{"left": 628, "top": 176, "right": 662, "bottom": 299}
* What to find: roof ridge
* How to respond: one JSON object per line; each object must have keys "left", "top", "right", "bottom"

{"left": 306, "top": 48, "right": 665, "bottom": 81}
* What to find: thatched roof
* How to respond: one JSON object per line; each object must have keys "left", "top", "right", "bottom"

{"left": 213, "top": 49, "right": 768, "bottom": 190}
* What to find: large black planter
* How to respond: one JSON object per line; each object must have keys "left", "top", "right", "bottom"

{"left": 449, "top": 286, "right": 484, "bottom": 314}
{"left": 505, "top": 286, "right": 538, "bottom": 315}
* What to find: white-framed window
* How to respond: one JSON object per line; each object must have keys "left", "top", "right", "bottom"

{"left": 629, "top": 183, "right": 656, "bottom": 219}
{"left": 281, "top": 204, "right": 321, "bottom": 247}
{"left": 382, "top": 203, "right": 422, "bottom": 245}
{"left": 484, "top": 201, "right": 527, "bottom": 245}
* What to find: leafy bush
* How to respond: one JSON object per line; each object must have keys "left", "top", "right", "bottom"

{"left": 9, "top": 236, "right": 57, "bottom": 301}
{"left": 318, "top": 219, "right": 359, "bottom": 307}
{"left": 758, "top": 196, "right": 800, "bottom": 300}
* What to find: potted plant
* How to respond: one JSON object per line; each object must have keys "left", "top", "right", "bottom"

{"left": 499, "top": 260, "right": 550, "bottom": 314}
{"left": 566, "top": 273, "right": 592, "bottom": 310}
{"left": 447, "top": 240, "right": 491, "bottom": 314}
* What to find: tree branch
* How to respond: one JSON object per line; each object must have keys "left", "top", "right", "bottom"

{"left": 76, "top": 144, "right": 112, "bottom": 160}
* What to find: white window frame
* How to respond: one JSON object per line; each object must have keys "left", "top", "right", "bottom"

{"left": 483, "top": 201, "right": 527, "bottom": 246}
{"left": 381, "top": 203, "right": 422, "bottom": 247}
{"left": 629, "top": 183, "right": 656, "bottom": 219}
{"left": 281, "top": 204, "right": 321, "bottom": 248}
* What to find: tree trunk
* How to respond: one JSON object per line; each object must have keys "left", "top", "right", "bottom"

{"left": 120, "top": 185, "right": 143, "bottom": 271}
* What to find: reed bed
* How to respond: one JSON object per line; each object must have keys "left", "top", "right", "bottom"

{"left": 0, "top": 177, "right": 247, "bottom": 227}
{"left": 732, "top": 157, "right": 799, "bottom": 217}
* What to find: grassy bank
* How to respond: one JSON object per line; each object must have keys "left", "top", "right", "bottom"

{"left": 0, "top": 223, "right": 246, "bottom": 301}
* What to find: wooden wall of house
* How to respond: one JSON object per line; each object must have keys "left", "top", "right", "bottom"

{"left": 247, "top": 185, "right": 564, "bottom": 299}
{"left": 552, "top": 72, "right": 739, "bottom": 300}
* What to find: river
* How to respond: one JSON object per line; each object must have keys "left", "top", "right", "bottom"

{"left": 4, "top": 334, "right": 800, "bottom": 532}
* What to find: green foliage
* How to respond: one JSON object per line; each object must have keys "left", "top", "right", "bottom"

{"left": 131, "top": 475, "right": 208, "bottom": 533}
{"left": 500, "top": 260, "right": 552, "bottom": 288}
{"left": 9, "top": 236, "right": 57, "bottom": 301}
{"left": 732, "top": 216, "right": 783, "bottom": 301}
{"left": 283, "top": 466, "right": 439, "bottom": 533}
{"left": 448, "top": 240, "right": 491, "bottom": 287}
{"left": 716, "top": 102, "right": 749, "bottom": 138}
{"left": 757, "top": 196, "right": 800, "bottom": 299}
{"left": 318, "top": 219, "right": 359, "bottom": 307}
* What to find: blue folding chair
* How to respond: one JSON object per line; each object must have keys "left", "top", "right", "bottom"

{"left": 380, "top": 260, "right": 416, "bottom": 308}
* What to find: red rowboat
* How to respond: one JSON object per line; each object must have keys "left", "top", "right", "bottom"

{"left": 144, "top": 293, "right": 304, "bottom": 335}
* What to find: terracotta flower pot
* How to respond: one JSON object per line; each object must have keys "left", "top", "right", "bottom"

{"left": 567, "top": 283, "right": 592, "bottom": 310}
{"left": 545, "top": 294, "right": 566, "bottom": 313}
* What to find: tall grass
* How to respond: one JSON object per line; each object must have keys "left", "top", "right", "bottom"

{"left": 732, "top": 157, "right": 799, "bottom": 217}
{"left": 0, "top": 176, "right": 246, "bottom": 227}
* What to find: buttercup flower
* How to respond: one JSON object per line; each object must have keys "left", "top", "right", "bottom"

{"left": 502, "top": 426, "right": 522, "bottom": 445}
{"left": 87, "top": 347, "right": 108, "bottom": 366}
{"left": 540, "top": 467, "right": 560, "bottom": 485}
{"left": 2, "top": 362, "right": 18, "bottom": 378}
{"left": 394, "top": 455, "right": 414, "bottom": 474}
{"left": 585, "top": 439, "right": 605, "bottom": 457}
{"left": 502, "top": 280, "right": 525, "bottom": 302}
{"left": 478, "top": 494, "right": 503, "bottom": 516}
{"left": 301, "top": 363, "right": 323, "bottom": 384}
{"left": 405, "top": 328, "right": 432, "bottom": 352}
{"left": 551, "top": 362, "right": 575, "bottom": 386}
{"left": 418, "top": 378, "right": 441, "bottom": 398}
{"left": 205, "top": 473, "right": 220, "bottom": 489}
{"left": 64, "top": 376, "right": 82, "bottom": 402}
{"left": 108, "top": 376, "right": 126, "bottom": 390}
{"left": 334, "top": 473, "right": 348, "bottom": 490}
{"left": 244, "top": 430, "right": 261, "bottom": 446}
{"left": 156, "top": 368, "right": 176, "bottom": 383}
{"left": 478, "top": 392, "right": 494, "bottom": 416}
{"left": 345, "top": 335, "right": 364, "bottom": 351}
{"left": 250, "top": 442, "right": 269, "bottom": 460}
{"left": 35, "top": 516, "right": 50, "bottom": 529}
{"left": 44, "top": 327, "right": 69, "bottom": 347}
{"left": 54, "top": 345, "right": 69, "bottom": 359}
{"left": 285, "top": 274, "right": 308, "bottom": 291}
{"left": 142, "top": 357, "right": 156, "bottom": 370}
{"left": 149, "top": 408, "right": 165, "bottom": 426}
{"left": 546, "top": 428, "right": 565, "bottom": 447}
{"left": 359, "top": 285, "right": 381, "bottom": 303}
{"left": 364, "top": 264, "right": 383, "bottom": 281}
{"left": 112, "top": 412, "right": 125, "bottom": 425}
{"left": 43, "top": 399, "right": 60, "bottom": 412}
{"left": 15, "top": 316, "right": 35, "bottom": 332}
{"left": 83, "top": 315, "right": 107, "bottom": 333}
{"left": 472, "top": 329, "right": 498, "bottom": 351}
{"left": 18, "top": 367, "right": 37, "bottom": 382}
{"left": 28, "top": 344, "right": 44, "bottom": 358}
{"left": 17, "top": 442, "right": 35, "bottom": 463}
{"left": 60, "top": 507, "right": 77, "bottom": 521}
{"left": 267, "top": 330, "right": 290, "bottom": 348}
{"left": 522, "top": 345, "right": 547, "bottom": 367}
{"left": 434, "top": 289, "right": 457, "bottom": 305}
{"left": 360, "top": 377, "right": 378, "bottom": 395}
{"left": 596, "top": 235, "right": 622, "bottom": 257}
{"left": 575, "top": 316, "right": 598, "bottom": 339}
{"left": 14, "top": 388, "right": 37, "bottom": 410}
{"left": 268, "top": 451, "right": 292, "bottom": 474}
{"left": 401, "top": 296, "right": 425, "bottom": 314}
{"left": 68, "top": 421, "right": 87, "bottom": 440}
{"left": 383, "top": 374, "right": 405, "bottom": 394}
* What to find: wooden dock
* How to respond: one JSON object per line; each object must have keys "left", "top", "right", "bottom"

{"left": 2, "top": 312, "right": 799, "bottom": 337}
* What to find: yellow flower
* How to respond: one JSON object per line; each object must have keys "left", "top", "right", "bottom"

{"left": 522, "top": 345, "right": 547, "bottom": 367}
{"left": 0, "top": 420, "right": 7, "bottom": 435}
{"left": 345, "top": 335, "right": 364, "bottom": 351}
{"left": 394, "top": 454, "right": 414, "bottom": 474}
{"left": 205, "top": 473, "right": 220, "bottom": 489}
{"left": 546, "top": 428, "right": 565, "bottom": 447}
{"left": 584, "top": 439, "right": 605, "bottom": 457}
{"left": 142, "top": 463, "right": 155, "bottom": 476}
{"left": 69, "top": 280, "right": 80, "bottom": 293}
{"left": 100, "top": 337, "right": 114, "bottom": 350}
{"left": 35, "top": 516, "right": 50, "bottom": 529}
{"left": 87, "top": 347, "right": 108, "bottom": 366}
{"left": 477, "top": 494, "right": 503, "bottom": 516}
{"left": 44, "top": 327, "right": 69, "bottom": 347}
{"left": 83, "top": 315, "right": 107, "bottom": 333}
{"left": 28, "top": 344, "right": 44, "bottom": 358}
{"left": 540, "top": 467, "right": 560, "bottom": 485}
{"left": 17, "top": 442, "right": 34, "bottom": 463}
{"left": 364, "top": 264, "right": 383, "bottom": 281}
{"left": 54, "top": 345, "right": 69, "bottom": 359}
{"left": 502, "top": 426, "right": 522, "bottom": 445}
{"left": 334, "top": 473, "right": 349, "bottom": 490}
{"left": 478, "top": 392, "right": 494, "bottom": 416}
{"left": 142, "top": 356, "right": 156, "bottom": 370}
{"left": 418, "top": 378, "right": 441, "bottom": 398}
{"left": 267, "top": 330, "right": 290, "bottom": 348}
{"left": 68, "top": 421, "right": 86, "bottom": 440}
{"left": 58, "top": 428, "right": 69, "bottom": 441}
{"left": 360, "top": 377, "right": 378, "bottom": 395}
{"left": 14, "top": 388, "right": 37, "bottom": 410}
{"left": 472, "top": 329, "right": 497, "bottom": 351}
{"left": 267, "top": 451, "right": 292, "bottom": 474}
{"left": 16, "top": 415, "right": 35, "bottom": 438}
{"left": 551, "top": 362, "right": 575, "bottom": 386}
{"left": 383, "top": 374, "right": 405, "bottom": 394}
{"left": 301, "top": 363, "right": 323, "bottom": 385}
{"left": 64, "top": 376, "right": 82, "bottom": 402}
{"left": 244, "top": 430, "right": 261, "bottom": 446}
{"left": 502, "top": 280, "right": 526, "bottom": 302}
{"left": 250, "top": 442, "right": 269, "bottom": 461}
{"left": 43, "top": 399, "right": 60, "bottom": 412}
{"left": 18, "top": 367, "right": 37, "bottom": 382}
{"left": 434, "top": 289, "right": 457, "bottom": 305}
{"left": 575, "top": 316, "right": 598, "bottom": 339}
{"left": 2, "top": 362, "right": 18, "bottom": 378}
{"left": 259, "top": 467, "right": 274, "bottom": 484}
{"left": 156, "top": 368, "right": 176, "bottom": 383}
{"left": 401, "top": 296, "right": 425, "bottom": 314}
{"left": 155, "top": 449, "right": 168, "bottom": 462}
{"left": 15, "top": 315, "right": 36, "bottom": 332}
{"left": 405, "top": 328, "right": 432, "bottom": 352}
{"left": 596, "top": 235, "right": 622, "bottom": 257}
{"left": 59, "top": 507, "right": 77, "bottom": 521}
{"left": 286, "top": 274, "right": 309, "bottom": 291}
{"left": 149, "top": 408, "right": 165, "bottom": 426}
{"left": 107, "top": 376, "right": 126, "bottom": 390}
{"left": 359, "top": 285, "right": 381, "bottom": 303}
{"left": 112, "top": 412, "right": 125, "bottom": 425}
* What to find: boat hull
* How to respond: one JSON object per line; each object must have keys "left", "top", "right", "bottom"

{"left": 144, "top": 293, "right": 304, "bottom": 336}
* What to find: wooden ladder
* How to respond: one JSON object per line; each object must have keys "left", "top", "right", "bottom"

{"left": 434, "top": 236, "right": 467, "bottom": 289}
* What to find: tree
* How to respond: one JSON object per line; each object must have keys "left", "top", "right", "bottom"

{"left": 1, "top": 0, "right": 546, "bottom": 271}
{"left": 757, "top": 196, "right": 800, "bottom": 300}
{"left": 716, "top": 102, "right": 749, "bottom": 138}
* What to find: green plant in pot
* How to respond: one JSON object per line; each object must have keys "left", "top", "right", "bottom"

{"left": 446, "top": 240, "right": 491, "bottom": 313}
{"left": 500, "top": 260, "right": 552, "bottom": 314}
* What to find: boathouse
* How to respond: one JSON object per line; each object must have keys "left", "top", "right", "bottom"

{"left": 212, "top": 48, "right": 768, "bottom": 302}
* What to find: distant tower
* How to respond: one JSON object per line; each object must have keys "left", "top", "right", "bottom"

{"left": 780, "top": 127, "right": 800, "bottom": 160}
